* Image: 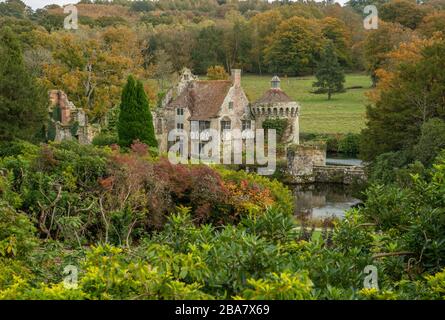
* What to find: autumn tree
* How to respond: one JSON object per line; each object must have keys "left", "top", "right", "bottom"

{"left": 39, "top": 26, "right": 146, "bottom": 124}
{"left": 363, "top": 22, "right": 415, "bottom": 86}
{"left": 249, "top": 10, "right": 283, "bottom": 74}
{"left": 0, "top": 0, "right": 28, "bottom": 18}
{"left": 380, "top": 0, "right": 426, "bottom": 30}
{"left": 0, "top": 26, "right": 47, "bottom": 142}
{"left": 346, "top": 0, "right": 387, "bottom": 13}
{"left": 418, "top": 12, "right": 445, "bottom": 37}
{"left": 151, "top": 49, "right": 175, "bottom": 92}
{"left": 221, "top": 10, "right": 252, "bottom": 71}
{"left": 206, "top": 65, "right": 229, "bottom": 80}
{"left": 118, "top": 76, "right": 157, "bottom": 148}
{"left": 313, "top": 42, "right": 345, "bottom": 100}
{"left": 264, "top": 17, "right": 324, "bottom": 75}
{"left": 320, "top": 17, "right": 351, "bottom": 67}
{"left": 360, "top": 40, "right": 445, "bottom": 161}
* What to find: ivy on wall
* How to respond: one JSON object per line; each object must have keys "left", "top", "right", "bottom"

{"left": 262, "top": 118, "right": 288, "bottom": 142}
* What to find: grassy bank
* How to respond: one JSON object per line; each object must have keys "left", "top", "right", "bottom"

{"left": 242, "top": 73, "right": 371, "bottom": 134}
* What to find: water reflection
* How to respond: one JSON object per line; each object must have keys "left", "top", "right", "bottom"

{"left": 292, "top": 183, "right": 361, "bottom": 220}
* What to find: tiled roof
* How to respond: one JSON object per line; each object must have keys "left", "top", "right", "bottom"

{"left": 169, "top": 80, "right": 232, "bottom": 120}
{"left": 253, "top": 88, "right": 293, "bottom": 106}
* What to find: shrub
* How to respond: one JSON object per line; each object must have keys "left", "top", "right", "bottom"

{"left": 262, "top": 118, "right": 288, "bottom": 142}
{"left": 413, "top": 118, "right": 445, "bottom": 166}
{"left": 92, "top": 132, "right": 118, "bottom": 147}
{"left": 218, "top": 168, "right": 294, "bottom": 216}
{"left": 338, "top": 133, "right": 360, "bottom": 156}
{"left": 0, "top": 201, "right": 38, "bottom": 259}
{"left": 206, "top": 65, "right": 229, "bottom": 80}
{"left": 235, "top": 272, "right": 314, "bottom": 300}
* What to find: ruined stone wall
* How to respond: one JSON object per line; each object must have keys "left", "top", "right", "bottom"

{"left": 48, "top": 90, "right": 93, "bottom": 144}
{"left": 286, "top": 144, "right": 327, "bottom": 183}
{"left": 286, "top": 144, "right": 366, "bottom": 184}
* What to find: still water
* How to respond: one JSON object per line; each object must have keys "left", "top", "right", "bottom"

{"left": 291, "top": 183, "right": 361, "bottom": 221}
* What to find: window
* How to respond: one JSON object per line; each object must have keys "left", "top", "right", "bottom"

{"left": 228, "top": 101, "right": 234, "bottom": 110}
{"left": 242, "top": 120, "right": 251, "bottom": 131}
{"left": 176, "top": 123, "right": 184, "bottom": 130}
{"left": 176, "top": 108, "right": 184, "bottom": 116}
{"left": 198, "top": 121, "right": 211, "bottom": 141}
{"left": 199, "top": 121, "right": 210, "bottom": 132}
{"left": 221, "top": 120, "right": 231, "bottom": 130}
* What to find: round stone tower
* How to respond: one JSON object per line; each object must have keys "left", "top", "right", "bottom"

{"left": 251, "top": 76, "right": 300, "bottom": 144}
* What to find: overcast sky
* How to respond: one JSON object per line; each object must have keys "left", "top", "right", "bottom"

{"left": 22, "top": 0, "right": 347, "bottom": 10}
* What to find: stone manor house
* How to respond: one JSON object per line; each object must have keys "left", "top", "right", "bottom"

{"left": 153, "top": 68, "right": 301, "bottom": 156}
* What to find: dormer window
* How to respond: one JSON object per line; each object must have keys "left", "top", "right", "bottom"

{"left": 176, "top": 108, "right": 184, "bottom": 116}
{"left": 228, "top": 101, "right": 233, "bottom": 110}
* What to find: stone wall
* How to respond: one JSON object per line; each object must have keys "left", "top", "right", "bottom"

{"left": 286, "top": 144, "right": 327, "bottom": 183}
{"left": 286, "top": 143, "right": 366, "bottom": 184}
{"left": 48, "top": 90, "right": 93, "bottom": 144}
{"left": 314, "top": 165, "right": 366, "bottom": 185}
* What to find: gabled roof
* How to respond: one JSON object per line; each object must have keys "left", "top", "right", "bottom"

{"left": 168, "top": 80, "right": 232, "bottom": 120}
{"left": 253, "top": 88, "right": 293, "bottom": 106}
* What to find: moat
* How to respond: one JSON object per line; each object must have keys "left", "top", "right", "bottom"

{"left": 292, "top": 183, "right": 361, "bottom": 221}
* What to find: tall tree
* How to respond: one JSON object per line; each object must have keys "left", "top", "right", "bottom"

{"left": 0, "top": 26, "right": 47, "bottom": 142}
{"left": 360, "top": 40, "right": 445, "bottom": 161}
{"left": 264, "top": 17, "right": 324, "bottom": 75}
{"left": 363, "top": 22, "right": 415, "bottom": 86}
{"left": 118, "top": 76, "right": 157, "bottom": 148}
{"left": 191, "top": 26, "right": 226, "bottom": 74}
{"left": 380, "top": 0, "right": 426, "bottom": 30}
{"left": 312, "top": 42, "right": 345, "bottom": 100}
{"left": 320, "top": 17, "right": 351, "bottom": 67}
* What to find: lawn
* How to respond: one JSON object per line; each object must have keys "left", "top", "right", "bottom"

{"left": 241, "top": 73, "right": 372, "bottom": 134}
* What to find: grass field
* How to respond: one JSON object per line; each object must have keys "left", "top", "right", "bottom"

{"left": 242, "top": 73, "right": 372, "bottom": 134}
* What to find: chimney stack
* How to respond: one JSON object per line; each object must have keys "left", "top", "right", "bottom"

{"left": 231, "top": 69, "right": 241, "bottom": 88}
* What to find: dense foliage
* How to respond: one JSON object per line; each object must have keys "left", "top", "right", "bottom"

{"left": 0, "top": 140, "right": 444, "bottom": 300}
{"left": 0, "top": 26, "right": 47, "bottom": 142}
{"left": 1, "top": 0, "right": 445, "bottom": 301}
{"left": 361, "top": 38, "right": 445, "bottom": 162}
